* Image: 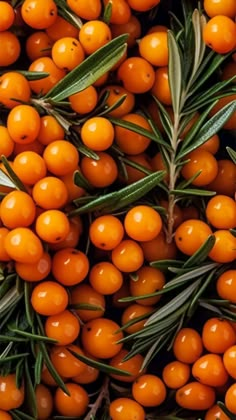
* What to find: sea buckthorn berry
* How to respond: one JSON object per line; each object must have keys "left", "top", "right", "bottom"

{"left": 109, "top": 349, "right": 145, "bottom": 383}
{"left": 37, "top": 115, "right": 65, "bottom": 145}
{"left": 0, "top": 126, "right": 14, "bottom": 157}
{"left": 127, "top": 0, "right": 160, "bottom": 11}
{"left": 208, "top": 230, "right": 236, "bottom": 263}
{"left": 192, "top": 353, "right": 229, "bottom": 387}
{"left": 13, "top": 139, "right": 44, "bottom": 157}
{"left": 109, "top": 397, "right": 145, "bottom": 420}
{"left": 173, "top": 328, "right": 203, "bottom": 364}
{"left": 50, "top": 344, "right": 86, "bottom": 377}
{"left": 129, "top": 266, "right": 165, "bottom": 306}
{"left": 162, "top": 361, "right": 191, "bottom": 389}
{"left": 181, "top": 206, "right": 200, "bottom": 222}
{"left": 32, "top": 176, "right": 68, "bottom": 210}
{"left": 204, "top": 0, "right": 236, "bottom": 18}
{"left": 43, "top": 140, "right": 79, "bottom": 176}
{"left": 89, "top": 261, "right": 123, "bottom": 295}
{"left": 110, "top": 15, "right": 142, "bottom": 48}
{"left": 176, "top": 382, "right": 216, "bottom": 411}
{"left": 2, "top": 190, "right": 28, "bottom": 231}
{"left": 89, "top": 215, "right": 124, "bottom": 251}
{"left": 81, "top": 117, "right": 115, "bottom": 151}
{"left": 73, "top": 360, "right": 100, "bottom": 385}
{"left": 111, "top": 239, "right": 144, "bottom": 273}
{"left": 223, "top": 345, "right": 236, "bottom": 379}
{"left": 114, "top": 113, "right": 152, "bottom": 155}
{"left": 70, "top": 283, "right": 105, "bottom": 322}
{"left": 117, "top": 56, "right": 155, "bottom": 94}
{"left": 206, "top": 195, "right": 236, "bottom": 229}
{"left": 210, "top": 94, "right": 236, "bottom": 130}
{"left": 207, "top": 159, "right": 236, "bottom": 196}
{"left": 35, "top": 384, "right": 53, "bottom": 420}
{"left": 202, "top": 318, "right": 236, "bottom": 354}
{"left": 49, "top": 217, "right": 82, "bottom": 251}
{"left": 225, "top": 383, "right": 236, "bottom": 415}
{"left": 46, "top": 15, "right": 79, "bottom": 40}
{"left": 0, "top": 72, "right": 31, "bottom": 109}
{"left": 25, "top": 31, "right": 53, "bottom": 61}
{"left": 140, "top": 230, "right": 177, "bottom": 262}
{"left": 124, "top": 205, "right": 162, "bottom": 242}
{"left": 0, "top": 374, "right": 24, "bottom": 411}
{"left": 80, "top": 151, "right": 118, "bottom": 188}
{"left": 4, "top": 227, "right": 43, "bottom": 263}
{"left": 81, "top": 318, "right": 123, "bottom": 359}
{"left": 69, "top": 86, "right": 98, "bottom": 114}
{"left": 103, "top": 0, "right": 131, "bottom": 24}
{"left": 13, "top": 151, "right": 47, "bottom": 185}
{"left": 78, "top": 20, "right": 112, "bottom": 55}
{"left": 174, "top": 219, "right": 212, "bottom": 256}
{"left": 151, "top": 66, "right": 172, "bottom": 105}
{"left": 0, "top": 228, "right": 11, "bottom": 262}
{"left": 203, "top": 16, "right": 236, "bottom": 54}
{"left": 66, "top": 0, "right": 102, "bottom": 20}
{"left": 28, "top": 57, "right": 66, "bottom": 95}
{"left": 216, "top": 270, "right": 236, "bottom": 303}
{"left": 7, "top": 105, "right": 41, "bottom": 144}
{"left": 148, "top": 24, "right": 168, "bottom": 34}
{"left": 100, "top": 85, "right": 135, "bottom": 118}
{"left": 196, "top": 134, "right": 220, "bottom": 155}
{"left": 112, "top": 282, "right": 131, "bottom": 309}
{"left": 139, "top": 32, "right": 168, "bottom": 67}
{"left": 205, "top": 404, "right": 231, "bottom": 420}
{"left": 0, "top": 2, "right": 15, "bottom": 31}
{"left": 0, "top": 31, "right": 21, "bottom": 67}
{"left": 15, "top": 251, "right": 51, "bottom": 282}
{"left": 132, "top": 374, "right": 167, "bottom": 407}
{"left": 52, "top": 247, "right": 89, "bottom": 286}
{"left": 52, "top": 37, "right": 85, "bottom": 71}
{"left": 121, "top": 303, "right": 154, "bottom": 334}
{"left": 123, "top": 153, "right": 152, "bottom": 185}
{"left": 21, "top": 0, "right": 58, "bottom": 29}
{"left": 45, "top": 309, "right": 80, "bottom": 346}
{"left": 35, "top": 209, "right": 70, "bottom": 244}
{"left": 59, "top": 169, "right": 85, "bottom": 202}
{"left": 31, "top": 280, "right": 68, "bottom": 316}
{"left": 181, "top": 149, "right": 218, "bottom": 186}
{"left": 54, "top": 383, "right": 89, "bottom": 417}
{"left": 0, "top": 411, "right": 13, "bottom": 420}
{"left": 221, "top": 61, "right": 236, "bottom": 82}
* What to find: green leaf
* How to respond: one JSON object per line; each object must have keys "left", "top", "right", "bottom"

{"left": 108, "top": 116, "right": 161, "bottom": 143}
{"left": 0, "top": 169, "right": 16, "bottom": 188}
{"left": 68, "top": 349, "right": 131, "bottom": 377}
{"left": 45, "top": 34, "right": 128, "bottom": 101}
{"left": 15, "top": 71, "right": 49, "bottom": 81}
{"left": 1, "top": 155, "right": 28, "bottom": 192}
{"left": 189, "top": 9, "right": 206, "bottom": 83}
{"left": 11, "top": 411, "right": 36, "bottom": 420}
{"left": 73, "top": 170, "right": 94, "bottom": 192}
{"left": 171, "top": 188, "right": 216, "bottom": 196}
{"left": 145, "top": 279, "right": 201, "bottom": 326}
{"left": 163, "top": 263, "right": 218, "bottom": 290}
{"left": 227, "top": 146, "right": 236, "bottom": 164}
{"left": 24, "top": 282, "right": 34, "bottom": 327}
{"left": 68, "top": 171, "right": 165, "bottom": 216}
{"left": 69, "top": 302, "right": 105, "bottom": 311}
{"left": 183, "top": 235, "right": 216, "bottom": 268}
{"left": 24, "top": 359, "right": 37, "bottom": 418}
{"left": 152, "top": 96, "right": 173, "bottom": 140}
{"left": 140, "top": 332, "right": 172, "bottom": 370}
{"left": 34, "top": 350, "right": 43, "bottom": 385}
{"left": 103, "top": 0, "right": 113, "bottom": 24}
{"left": 217, "top": 402, "right": 236, "bottom": 420}
{"left": 150, "top": 259, "right": 183, "bottom": 269}
{"left": 167, "top": 30, "right": 182, "bottom": 115}
{"left": 56, "top": 0, "right": 83, "bottom": 29}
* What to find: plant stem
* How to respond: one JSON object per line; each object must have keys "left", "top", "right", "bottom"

{"left": 84, "top": 376, "right": 110, "bottom": 420}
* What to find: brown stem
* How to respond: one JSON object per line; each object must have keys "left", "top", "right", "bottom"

{"left": 84, "top": 376, "right": 110, "bottom": 420}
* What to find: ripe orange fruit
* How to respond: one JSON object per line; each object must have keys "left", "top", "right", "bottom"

{"left": 132, "top": 374, "right": 167, "bottom": 407}
{"left": 192, "top": 353, "right": 229, "bottom": 387}
{"left": 203, "top": 15, "right": 236, "bottom": 54}
{"left": 176, "top": 381, "right": 216, "bottom": 410}
{"left": 173, "top": 328, "right": 203, "bottom": 364}
{"left": 124, "top": 205, "right": 162, "bottom": 242}
{"left": 0, "top": 374, "right": 24, "bottom": 411}
{"left": 109, "top": 397, "right": 145, "bottom": 420}
{"left": 202, "top": 318, "right": 236, "bottom": 354}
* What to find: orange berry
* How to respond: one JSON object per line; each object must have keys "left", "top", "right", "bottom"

{"left": 129, "top": 266, "right": 165, "bottom": 306}
{"left": 70, "top": 283, "right": 105, "bottom": 322}
{"left": 0, "top": 31, "right": 21, "bottom": 67}
{"left": 109, "top": 349, "right": 145, "bottom": 383}
{"left": 37, "top": 115, "right": 65, "bottom": 146}
{"left": 13, "top": 151, "right": 47, "bottom": 185}
{"left": 81, "top": 117, "right": 114, "bottom": 151}
{"left": 43, "top": 140, "right": 79, "bottom": 176}
{"left": 35, "top": 209, "right": 70, "bottom": 244}
{"left": 0, "top": 374, "right": 24, "bottom": 411}
{"left": 121, "top": 303, "right": 154, "bottom": 334}
{"left": 78, "top": 20, "right": 111, "bottom": 55}
{"left": 21, "top": 0, "right": 58, "bottom": 30}
{"left": 117, "top": 56, "right": 155, "bottom": 93}
{"left": 181, "top": 149, "right": 218, "bottom": 187}
{"left": 50, "top": 344, "right": 86, "bottom": 378}
{"left": 176, "top": 382, "right": 215, "bottom": 410}
{"left": 208, "top": 230, "right": 236, "bottom": 263}
{"left": 0, "top": 2, "right": 15, "bottom": 31}
{"left": 0, "top": 72, "right": 31, "bottom": 109}
{"left": 25, "top": 31, "right": 53, "bottom": 61}
{"left": 205, "top": 404, "right": 231, "bottom": 420}
{"left": 114, "top": 113, "right": 152, "bottom": 155}
{"left": 52, "top": 37, "right": 85, "bottom": 71}
{"left": 69, "top": 86, "right": 98, "bottom": 114}
{"left": 54, "top": 383, "right": 89, "bottom": 417}
{"left": 132, "top": 374, "right": 167, "bottom": 407}
{"left": 7, "top": 105, "right": 41, "bottom": 144}
{"left": 202, "top": 318, "right": 236, "bottom": 354}
{"left": 80, "top": 151, "right": 118, "bottom": 188}
{"left": 89, "top": 215, "right": 124, "bottom": 251}
{"left": 203, "top": 15, "right": 236, "bottom": 54}
{"left": 204, "top": 0, "right": 236, "bottom": 18}
{"left": 225, "top": 383, "right": 236, "bottom": 415}
{"left": 32, "top": 176, "right": 68, "bottom": 210}
{"left": 52, "top": 247, "right": 89, "bottom": 286}
{"left": 109, "top": 397, "right": 145, "bottom": 420}
{"left": 175, "top": 219, "right": 212, "bottom": 256}
{"left": 45, "top": 309, "right": 80, "bottom": 346}
{"left": 35, "top": 384, "right": 53, "bottom": 420}
{"left": 15, "top": 251, "right": 51, "bottom": 282}
{"left": 139, "top": 32, "right": 168, "bottom": 67}
{"left": 206, "top": 194, "right": 236, "bottom": 229}
{"left": 216, "top": 270, "right": 236, "bottom": 303}
{"left": 4, "top": 227, "right": 43, "bottom": 263}
{"left": 124, "top": 205, "right": 162, "bottom": 242}
{"left": 173, "top": 328, "right": 203, "bottom": 364}
{"left": 162, "top": 361, "right": 191, "bottom": 389}
{"left": 89, "top": 261, "right": 123, "bottom": 295}
{"left": 31, "top": 280, "right": 68, "bottom": 316}
{"left": 111, "top": 239, "right": 144, "bottom": 273}
{"left": 192, "top": 353, "right": 229, "bottom": 387}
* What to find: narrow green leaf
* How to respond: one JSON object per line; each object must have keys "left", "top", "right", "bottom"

{"left": 11, "top": 411, "right": 35, "bottom": 420}
{"left": 68, "top": 349, "right": 131, "bottom": 377}
{"left": 190, "top": 10, "right": 206, "bottom": 82}
{"left": 230, "top": 229, "right": 236, "bottom": 238}
{"left": 167, "top": 30, "right": 182, "bottom": 114}
{"left": 152, "top": 96, "right": 173, "bottom": 139}
{"left": 177, "top": 100, "right": 218, "bottom": 158}
{"left": 34, "top": 350, "right": 43, "bottom": 385}
{"left": 24, "top": 359, "right": 37, "bottom": 418}
{"left": 164, "top": 263, "right": 218, "bottom": 290}
{"left": 120, "top": 157, "right": 152, "bottom": 176}
{"left": 171, "top": 188, "right": 216, "bottom": 196}
{"left": 24, "top": 282, "right": 34, "bottom": 327}
{"left": 0, "top": 353, "right": 30, "bottom": 364}
{"left": 227, "top": 146, "right": 236, "bottom": 164}
{"left": 103, "top": 1, "right": 113, "bottom": 24}
{"left": 217, "top": 402, "right": 236, "bottom": 420}
{"left": 45, "top": 35, "right": 128, "bottom": 101}
{"left": 145, "top": 279, "right": 201, "bottom": 326}
{"left": 38, "top": 341, "right": 69, "bottom": 394}
{"left": 183, "top": 235, "right": 216, "bottom": 268}
{"left": 56, "top": 0, "right": 83, "bottom": 28}
{"left": 0, "top": 169, "right": 16, "bottom": 188}
{"left": 69, "top": 303, "right": 105, "bottom": 311}
{"left": 16, "top": 71, "right": 49, "bottom": 81}
{"left": 108, "top": 116, "right": 159, "bottom": 143}
{"left": 1, "top": 155, "right": 28, "bottom": 192}
{"left": 99, "top": 94, "right": 127, "bottom": 117}
{"left": 68, "top": 171, "right": 165, "bottom": 216}
{"left": 140, "top": 332, "right": 173, "bottom": 370}
{"left": 150, "top": 259, "right": 183, "bottom": 269}
{"left": 73, "top": 170, "right": 94, "bottom": 192}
